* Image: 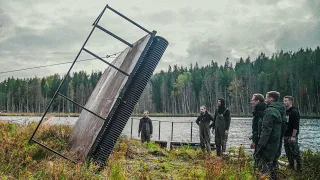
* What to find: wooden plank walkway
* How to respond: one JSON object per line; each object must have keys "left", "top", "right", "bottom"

{"left": 154, "top": 140, "right": 216, "bottom": 150}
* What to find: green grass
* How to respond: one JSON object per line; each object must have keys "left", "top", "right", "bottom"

{"left": 0, "top": 112, "right": 80, "bottom": 117}
{"left": 0, "top": 120, "right": 319, "bottom": 179}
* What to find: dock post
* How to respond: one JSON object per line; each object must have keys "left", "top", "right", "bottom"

{"left": 171, "top": 122, "right": 174, "bottom": 141}
{"left": 158, "top": 121, "right": 161, "bottom": 140}
{"left": 190, "top": 122, "right": 193, "bottom": 142}
{"left": 130, "top": 118, "right": 133, "bottom": 138}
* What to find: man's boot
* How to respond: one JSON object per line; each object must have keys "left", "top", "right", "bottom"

{"left": 269, "top": 162, "right": 278, "bottom": 180}
{"left": 216, "top": 146, "right": 221, "bottom": 156}
{"left": 201, "top": 147, "right": 206, "bottom": 155}
{"left": 297, "top": 158, "right": 302, "bottom": 172}
{"left": 287, "top": 156, "right": 295, "bottom": 170}
{"left": 273, "top": 159, "right": 280, "bottom": 171}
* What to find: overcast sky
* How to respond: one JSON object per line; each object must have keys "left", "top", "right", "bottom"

{"left": 0, "top": 0, "right": 319, "bottom": 80}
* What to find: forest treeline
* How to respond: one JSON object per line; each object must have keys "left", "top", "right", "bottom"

{"left": 1, "top": 47, "right": 319, "bottom": 115}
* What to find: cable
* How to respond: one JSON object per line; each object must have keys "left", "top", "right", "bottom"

{"left": 0, "top": 51, "right": 122, "bottom": 75}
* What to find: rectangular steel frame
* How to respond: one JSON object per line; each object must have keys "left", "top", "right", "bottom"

{"left": 29, "top": 4, "right": 156, "bottom": 163}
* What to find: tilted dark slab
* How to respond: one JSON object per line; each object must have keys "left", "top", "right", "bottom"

{"left": 69, "top": 34, "right": 152, "bottom": 161}
{"left": 89, "top": 36, "right": 168, "bottom": 167}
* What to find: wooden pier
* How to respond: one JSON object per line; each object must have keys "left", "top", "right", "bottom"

{"left": 154, "top": 140, "right": 216, "bottom": 150}
{"left": 128, "top": 117, "right": 216, "bottom": 150}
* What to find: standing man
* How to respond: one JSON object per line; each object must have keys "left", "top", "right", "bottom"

{"left": 283, "top": 96, "right": 302, "bottom": 171}
{"left": 257, "top": 91, "right": 285, "bottom": 180}
{"left": 196, "top": 105, "right": 214, "bottom": 154}
{"left": 250, "top": 93, "right": 267, "bottom": 168}
{"left": 138, "top": 110, "right": 153, "bottom": 143}
{"left": 212, "top": 98, "right": 231, "bottom": 156}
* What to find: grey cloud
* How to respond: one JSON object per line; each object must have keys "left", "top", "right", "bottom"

{"left": 272, "top": 1, "right": 320, "bottom": 50}
{"left": 140, "top": 8, "right": 218, "bottom": 26}
{"left": 144, "top": 10, "right": 177, "bottom": 24}
{"left": 239, "top": 0, "right": 282, "bottom": 5}
{"left": 275, "top": 22, "right": 320, "bottom": 51}
{"left": 1, "top": 0, "right": 320, "bottom": 80}
{"left": 305, "top": 0, "right": 320, "bottom": 17}
{"left": 0, "top": 10, "right": 122, "bottom": 58}
{"left": 178, "top": 8, "right": 217, "bottom": 24}
{"left": 186, "top": 37, "right": 231, "bottom": 65}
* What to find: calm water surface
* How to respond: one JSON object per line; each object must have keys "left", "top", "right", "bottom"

{"left": 1, "top": 116, "right": 319, "bottom": 152}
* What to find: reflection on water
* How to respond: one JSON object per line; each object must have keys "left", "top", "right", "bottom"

{"left": 1, "top": 116, "right": 319, "bottom": 152}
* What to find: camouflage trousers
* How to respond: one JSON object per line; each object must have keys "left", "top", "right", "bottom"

{"left": 215, "top": 128, "right": 228, "bottom": 156}
{"left": 199, "top": 122, "right": 211, "bottom": 154}
{"left": 284, "top": 135, "right": 302, "bottom": 170}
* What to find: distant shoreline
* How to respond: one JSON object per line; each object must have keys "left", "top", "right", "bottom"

{"left": 1, "top": 112, "right": 319, "bottom": 119}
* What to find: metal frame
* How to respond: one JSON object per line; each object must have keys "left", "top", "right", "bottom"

{"left": 29, "top": 4, "right": 153, "bottom": 163}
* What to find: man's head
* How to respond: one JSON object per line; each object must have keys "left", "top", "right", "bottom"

{"left": 251, "top": 93, "right": 264, "bottom": 107}
{"left": 200, "top": 106, "right": 206, "bottom": 114}
{"left": 143, "top": 110, "right": 149, "bottom": 117}
{"left": 283, "top": 96, "right": 294, "bottom": 109}
{"left": 265, "top": 91, "right": 280, "bottom": 104}
{"left": 217, "top": 98, "right": 225, "bottom": 107}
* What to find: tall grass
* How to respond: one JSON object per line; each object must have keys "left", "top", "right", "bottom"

{"left": 0, "top": 120, "right": 319, "bottom": 179}
{"left": 0, "top": 113, "right": 80, "bottom": 117}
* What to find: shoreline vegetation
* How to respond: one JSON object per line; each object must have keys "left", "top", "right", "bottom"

{"left": 0, "top": 121, "right": 319, "bottom": 179}
{"left": 1, "top": 112, "right": 320, "bottom": 119}
{"left": 2, "top": 48, "right": 320, "bottom": 117}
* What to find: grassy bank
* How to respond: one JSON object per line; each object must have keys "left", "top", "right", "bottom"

{"left": 1, "top": 120, "right": 320, "bottom": 179}
{"left": 2, "top": 112, "right": 319, "bottom": 119}
{"left": 0, "top": 113, "right": 80, "bottom": 117}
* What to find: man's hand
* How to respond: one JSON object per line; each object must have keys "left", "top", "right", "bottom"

{"left": 250, "top": 143, "right": 255, "bottom": 149}
{"left": 290, "top": 136, "right": 296, "bottom": 143}
{"left": 249, "top": 136, "right": 252, "bottom": 140}
{"left": 225, "top": 130, "right": 229, "bottom": 135}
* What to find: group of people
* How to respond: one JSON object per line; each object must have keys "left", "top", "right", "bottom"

{"left": 196, "top": 91, "right": 302, "bottom": 179}
{"left": 137, "top": 91, "right": 302, "bottom": 179}
{"left": 196, "top": 98, "right": 231, "bottom": 156}
{"left": 250, "top": 92, "right": 302, "bottom": 179}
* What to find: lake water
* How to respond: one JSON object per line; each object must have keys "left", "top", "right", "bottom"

{"left": 1, "top": 116, "right": 319, "bottom": 152}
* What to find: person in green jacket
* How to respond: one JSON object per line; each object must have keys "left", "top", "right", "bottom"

{"left": 250, "top": 93, "right": 267, "bottom": 169}
{"left": 256, "top": 91, "right": 286, "bottom": 180}
{"left": 138, "top": 111, "right": 153, "bottom": 143}
{"left": 212, "top": 98, "right": 231, "bottom": 156}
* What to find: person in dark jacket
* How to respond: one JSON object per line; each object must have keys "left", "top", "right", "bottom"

{"left": 250, "top": 93, "right": 267, "bottom": 169}
{"left": 212, "top": 98, "right": 231, "bottom": 156}
{"left": 138, "top": 111, "right": 153, "bottom": 143}
{"left": 196, "top": 105, "right": 214, "bottom": 154}
{"left": 257, "top": 91, "right": 286, "bottom": 180}
{"left": 283, "top": 96, "right": 302, "bottom": 171}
